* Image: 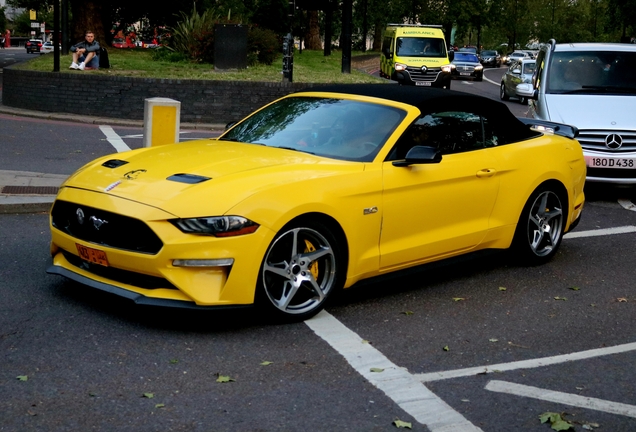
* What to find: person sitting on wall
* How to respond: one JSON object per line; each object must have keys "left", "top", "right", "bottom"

{"left": 69, "top": 30, "right": 100, "bottom": 70}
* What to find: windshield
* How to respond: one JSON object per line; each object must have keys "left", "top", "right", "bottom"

{"left": 395, "top": 37, "right": 447, "bottom": 58}
{"left": 481, "top": 51, "right": 497, "bottom": 56}
{"left": 547, "top": 50, "right": 636, "bottom": 94}
{"left": 522, "top": 62, "right": 536, "bottom": 74}
{"left": 220, "top": 97, "right": 407, "bottom": 162}
{"left": 454, "top": 53, "right": 479, "bottom": 62}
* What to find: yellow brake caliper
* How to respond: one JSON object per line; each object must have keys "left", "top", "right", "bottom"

{"left": 304, "top": 240, "right": 319, "bottom": 279}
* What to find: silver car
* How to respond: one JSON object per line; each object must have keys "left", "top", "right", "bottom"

{"left": 517, "top": 40, "right": 636, "bottom": 184}
{"left": 500, "top": 59, "right": 535, "bottom": 104}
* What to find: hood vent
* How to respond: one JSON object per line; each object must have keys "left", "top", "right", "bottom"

{"left": 167, "top": 173, "right": 211, "bottom": 184}
{"left": 102, "top": 159, "right": 129, "bottom": 168}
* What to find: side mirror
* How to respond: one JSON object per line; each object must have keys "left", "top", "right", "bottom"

{"left": 448, "top": 50, "right": 454, "bottom": 61}
{"left": 392, "top": 146, "right": 442, "bottom": 167}
{"left": 516, "top": 83, "right": 537, "bottom": 100}
{"left": 225, "top": 121, "right": 237, "bottom": 131}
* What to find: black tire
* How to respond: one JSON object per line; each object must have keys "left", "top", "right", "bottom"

{"left": 257, "top": 221, "right": 345, "bottom": 321}
{"left": 511, "top": 184, "right": 566, "bottom": 265}
{"left": 445, "top": 80, "right": 451, "bottom": 90}
{"left": 476, "top": 76, "right": 483, "bottom": 82}
{"left": 500, "top": 82, "right": 509, "bottom": 101}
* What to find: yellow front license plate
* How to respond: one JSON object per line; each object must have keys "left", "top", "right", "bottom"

{"left": 76, "top": 244, "right": 109, "bottom": 267}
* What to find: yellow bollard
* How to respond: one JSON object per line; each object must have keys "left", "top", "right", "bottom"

{"left": 143, "top": 97, "right": 181, "bottom": 147}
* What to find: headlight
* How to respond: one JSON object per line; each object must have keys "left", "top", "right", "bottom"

{"left": 395, "top": 63, "right": 407, "bottom": 71}
{"left": 441, "top": 64, "right": 455, "bottom": 73}
{"left": 171, "top": 216, "right": 259, "bottom": 237}
{"left": 475, "top": 64, "right": 484, "bottom": 70}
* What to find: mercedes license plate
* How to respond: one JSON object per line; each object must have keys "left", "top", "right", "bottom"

{"left": 587, "top": 156, "right": 636, "bottom": 169}
{"left": 415, "top": 82, "right": 431, "bottom": 86}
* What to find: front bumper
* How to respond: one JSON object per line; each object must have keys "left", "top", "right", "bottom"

{"left": 392, "top": 69, "right": 451, "bottom": 88}
{"left": 48, "top": 187, "right": 275, "bottom": 308}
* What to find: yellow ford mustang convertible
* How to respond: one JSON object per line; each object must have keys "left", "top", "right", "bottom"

{"left": 48, "top": 85, "right": 586, "bottom": 320}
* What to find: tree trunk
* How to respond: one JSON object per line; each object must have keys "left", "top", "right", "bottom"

{"left": 304, "top": 10, "right": 322, "bottom": 50}
{"left": 70, "top": 0, "right": 107, "bottom": 47}
{"left": 372, "top": 22, "right": 383, "bottom": 51}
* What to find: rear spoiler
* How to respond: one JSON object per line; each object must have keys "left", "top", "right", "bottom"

{"left": 517, "top": 117, "right": 579, "bottom": 139}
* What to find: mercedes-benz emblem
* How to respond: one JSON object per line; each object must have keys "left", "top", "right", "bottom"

{"left": 421, "top": 65, "right": 428, "bottom": 72}
{"left": 605, "top": 133, "right": 623, "bottom": 149}
{"left": 76, "top": 208, "right": 85, "bottom": 225}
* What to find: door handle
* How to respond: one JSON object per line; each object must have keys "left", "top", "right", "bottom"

{"left": 476, "top": 168, "right": 497, "bottom": 178}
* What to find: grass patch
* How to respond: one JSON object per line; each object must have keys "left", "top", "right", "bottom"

{"left": 18, "top": 48, "right": 384, "bottom": 83}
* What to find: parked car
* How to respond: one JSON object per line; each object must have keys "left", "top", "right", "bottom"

{"left": 458, "top": 46, "right": 478, "bottom": 54}
{"left": 451, "top": 52, "right": 484, "bottom": 81}
{"left": 504, "top": 51, "right": 530, "bottom": 65}
{"left": 41, "top": 41, "right": 60, "bottom": 54}
{"left": 25, "top": 39, "right": 43, "bottom": 54}
{"left": 500, "top": 59, "right": 536, "bottom": 104}
{"left": 480, "top": 50, "right": 501, "bottom": 68}
{"left": 516, "top": 40, "right": 636, "bottom": 184}
{"left": 47, "top": 84, "right": 585, "bottom": 321}
{"left": 112, "top": 38, "right": 135, "bottom": 48}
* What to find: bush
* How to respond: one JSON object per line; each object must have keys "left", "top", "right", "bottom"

{"left": 150, "top": 47, "right": 190, "bottom": 63}
{"left": 166, "top": 8, "right": 220, "bottom": 63}
{"left": 248, "top": 26, "right": 281, "bottom": 66}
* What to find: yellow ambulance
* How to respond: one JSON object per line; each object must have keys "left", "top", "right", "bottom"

{"left": 380, "top": 24, "right": 453, "bottom": 88}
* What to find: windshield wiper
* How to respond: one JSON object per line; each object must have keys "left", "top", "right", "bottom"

{"left": 581, "top": 85, "right": 636, "bottom": 94}
{"left": 277, "top": 146, "right": 315, "bottom": 155}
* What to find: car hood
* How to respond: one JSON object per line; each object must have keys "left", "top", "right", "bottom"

{"left": 544, "top": 94, "right": 636, "bottom": 129}
{"left": 62, "top": 140, "right": 360, "bottom": 217}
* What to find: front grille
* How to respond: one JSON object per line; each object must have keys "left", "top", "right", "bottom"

{"left": 62, "top": 250, "right": 177, "bottom": 290}
{"left": 455, "top": 65, "right": 475, "bottom": 72}
{"left": 405, "top": 66, "right": 442, "bottom": 83}
{"left": 51, "top": 200, "right": 163, "bottom": 254}
{"left": 577, "top": 129, "right": 636, "bottom": 153}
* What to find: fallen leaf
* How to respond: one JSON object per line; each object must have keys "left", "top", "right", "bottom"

{"left": 155, "top": 403, "right": 165, "bottom": 408}
{"left": 402, "top": 311, "right": 414, "bottom": 316}
{"left": 143, "top": 393, "right": 154, "bottom": 399}
{"left": 499, "top": 287, "right": 507, "bottom": 291}
{"left": 489, "top": 338, "right": 499, "bottom": 342}
{"left": 370, "top": 367, "right": 385, "bottom": 373}
{"left": 216, "top": 375, "right": 235, "bottom": 383}
{"left": 461, "top": 399, "right": 470, "bottom": 402}
{"left": 16, "top": 375, "right": 28, "bottom": 381}
{"left": 393, "top": 419, "right": 412, "bottom": 429}
{"left": 453, "top": 297, "right": 466, "bottom": 302}
{"left": 443, "top": 345, "right": 449, "bottom": 351}
{"left": 361, "top": 339, "right": 370, "bottom": 344}
{"left": 617, "top": 298, "right": 628, "bottom": 302}
{"left": 169, "top": 359, "right": 178, "bottom": 364}
{"left": 569, "top": 287, "right": 580, "bottom": 291}
{"left": 508, "top": 342, "right": 529, "bottom": 348}
{"left": 539, "top": 412, "right": 574, "bottom": 431}
{"left": 554, "top": 297, "right": 567, "bottom": 301}
{"left": 260, "top": 361, "right": 273, "bottom": 366}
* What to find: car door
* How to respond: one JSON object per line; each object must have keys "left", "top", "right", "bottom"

{"left": 505, "top": 61, "right": 522, "bottom": 95}
{"left": 379, "top": 110, "right": 500, "bottom": 270}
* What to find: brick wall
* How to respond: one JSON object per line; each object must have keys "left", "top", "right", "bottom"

{"left": 2, "top": 67, "right": 317, "bottom": 125}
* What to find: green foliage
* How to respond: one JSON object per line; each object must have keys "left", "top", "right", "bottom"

{"left": 248, "top": 26, "right": 280, "bottom": 66}
{"left": 150, "top": 46, "right": 190, "bottom": 63}
{"left": 166, "top": 8, "right": 224, "bottom": 63}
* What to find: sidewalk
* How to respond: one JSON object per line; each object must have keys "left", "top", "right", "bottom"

{"left": 0, "top": 170, "right": 66, "bottom": 214}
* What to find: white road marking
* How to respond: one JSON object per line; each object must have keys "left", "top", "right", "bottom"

{"left": 415, "top": 342, "right": 636, "bottom": 383}
{"left": 618, "top": 199, "right": 636, "bottom": 212}
{"left": 99, "top": 125, "right": 131, "bottom": 152}
{"left": 305, "top": 310, "right": 482, "bottom": 431}
{"left": 485, "top": 380, "right": 636, "bottom": 418}
{"left": 564, "top": 225, "right": 636, "bottom": 239}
